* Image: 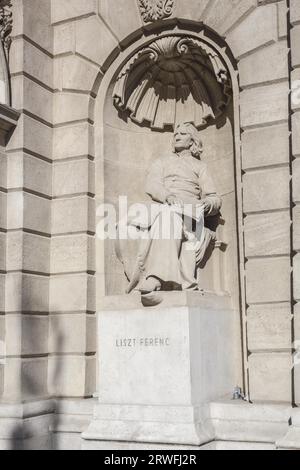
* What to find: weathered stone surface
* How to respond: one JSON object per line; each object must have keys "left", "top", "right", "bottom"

{"left": 51, "top": 197, "right": 95, "bottom": 235}
{"left": 293, "top": 159, "right": 300, "bottom": 202}
{"left": 243, "top": 167, "right": 290, "bottom": 213}
{"left": 48, "top": 356, "right": 95, "bottom": 397}
{"left": 245, "top": 257, "right": 291, "bottom": 304}
{"left": 51, "top": 0, "right": 97, "bottom": 24}
{"left": 3, "top": 357, "right": 48, "bottom": 401}
{"left": 0, "top": 232, "right": 5, "bottom": 271}
{"left": 248, "top": 353, "right": 292, "bottom": 403}
{"left": 75, "top": 16, "right": 119, "bottom": 67}
{"left": 10, "top": 39, "right": 53, "bottom": 90}
{"left": 49, "top": 274, "right": 95, "bottom": 313}
{"left": 0, "top": 192, "right": 6, "bottom": 229}
{"left": 294, "top": 204, "right": 300, "bottom": 252}
{"left": 247, "top": 303, "right": 292, "bottom": 352}
{"left": 51, "top": 235, "right": 95, "bottom": 274}
{"left": 277, "top": 0, "right": 288, "bottom": 39}
{"left": 53, "top": 23, "right": 75, "bottom": 56}
{"left": 0, "top": 274, "right": 5, "bottom": 312}
{"left": 22, "top": 0, "right": 52, "bottom": 53}
{"left": 244, "top": 211, "right": 290, "bottom": 257}
{"left": 4, "top": 273, "right": 48, "bottom": 313}
{"left": 6, "top": 232, "right": 50, "bottom": 274}
{"left": 294, "top": 358, "right": 300, "bottom": 406}
{"left": 54, "top": 55, "right": 99, "bottom": 94}
{"left": 7, "top": 115, "right": 52, "bottom": 161}
{"left": 240, "top": 82, "right": 289, "bottom": 128}
{"left": 23, "top": 233, "right": 50, "bottom": 274}
{"left": 11, "top": 75, "right": 53, "bottom": 125}
{"left": 290, "top": 0, "right": 300, "bottom": 25}
{"left": 53, "top": 123, "right": 94, "bottom": 161}
{"left": 226, "top": 4, "right": 277, "bottom": 59}
{"left": 12, "top": 0, "right": 52, "bottom": 53}
{"left": 295, "top": 305, "right": 300, "bottom": 405}
{"left": 5, "top": 315, "right": 48, "bottom": 356}
{"left": 241, "top": 123, "right": 289, "bottom": 170}
{"left": 23, "top": 193, "right": 51, "bottom": 234}
{"left": 292, "top": 112, "right": 300, "bottom": 156}
{"left": 294, "top": 302, "right": 300, "bottom": 342}
{"left": 49, "top": 314, "right": 96, "bottom": 354}
{"left": 175, "top": 0, "right": 210, "bottom": 21}
{"left": 210, "top": 400, "right": 290, "bottom": 445}
{"left": 53, "top": 159, "right": 94, "bottom": 197}
{"left": 6, "top": 191, "right": 24, "bottom": 229}
{"left": 294, "top": 254, "right": 300, "bottom": 301}
{"left": 0, "top": 152, "right": 6, "bottom": 188}
{"left": 98, "top": 0, "right": 142, "bottom": 42}
{"left": 291, "top": 69, "right": 300, "bottom": 112}
{"left": 6, "top": 152, "right": 52, "bottom": 197}
{"left": 53, "top": 93, "right": 90, "bottom": 126}
{"left": 239, "top": 42, "right": 288, "bottom": 88}
{"left": 291, "top": 25, "right": 300, "bottom": 68}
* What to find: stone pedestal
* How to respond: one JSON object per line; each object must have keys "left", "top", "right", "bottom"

{"left": 83, "top": 292, "right": 236, "bottom": 447}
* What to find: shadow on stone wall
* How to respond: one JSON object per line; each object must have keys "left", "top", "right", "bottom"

{"left": 5, "top": 296, "right": 65, "bottom": 450}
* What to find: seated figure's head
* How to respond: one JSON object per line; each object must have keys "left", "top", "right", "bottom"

{"left": 173, "top": 122, "right": 203, "bottom": 159}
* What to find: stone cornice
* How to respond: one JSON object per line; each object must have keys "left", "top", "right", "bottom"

{"left": 0, "top": 102, "right": 20, "bottom": 132}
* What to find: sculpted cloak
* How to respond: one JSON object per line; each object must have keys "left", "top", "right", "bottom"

{"left": 116, "top": 152, "right": 222, "bottom": 293}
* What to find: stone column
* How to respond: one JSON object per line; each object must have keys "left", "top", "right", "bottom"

{"left": 0, "top": 0, "right": 53, "bottom": 450}
{"left": 235, "top": 1, "right": 293, "bottom": 403}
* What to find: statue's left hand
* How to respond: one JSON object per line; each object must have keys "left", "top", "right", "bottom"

{"left": 201, "top": 198, "right": 212, "bottom": 213}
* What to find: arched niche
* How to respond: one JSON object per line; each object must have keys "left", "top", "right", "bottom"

{"left": 94, "top": 27, "right": 244, "bottom": 386}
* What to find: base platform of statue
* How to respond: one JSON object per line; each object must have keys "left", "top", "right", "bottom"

{"left": 82, "top": 291, "right": 235, "bottom": 447}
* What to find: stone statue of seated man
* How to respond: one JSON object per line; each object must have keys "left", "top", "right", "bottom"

{"left": 116, "top": 122, "right": 222, "bottom": 295}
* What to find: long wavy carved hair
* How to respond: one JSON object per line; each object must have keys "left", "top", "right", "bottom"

{"left": 173, "top": 122, "right": 203, "bottom": 159}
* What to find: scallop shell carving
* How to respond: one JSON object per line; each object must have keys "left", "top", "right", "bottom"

{"left": 113, "top": 36, "right": 231, "bottom": 131}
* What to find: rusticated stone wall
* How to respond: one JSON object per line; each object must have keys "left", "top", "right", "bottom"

{"left": 0, "top": 0, "right": 298, "bottom": 408}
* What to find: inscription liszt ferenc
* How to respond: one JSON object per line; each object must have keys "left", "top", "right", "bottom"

{"left": 116, "top": 337, "right": 170, "bottom": 348}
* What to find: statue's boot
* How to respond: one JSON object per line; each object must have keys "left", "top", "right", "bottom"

{"left": 139, "top": 276, "right": 162, "bottom": 295}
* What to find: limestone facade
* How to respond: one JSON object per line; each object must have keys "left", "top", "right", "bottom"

{"left": 0, "top": 0, "right": 299, "bottom": 450}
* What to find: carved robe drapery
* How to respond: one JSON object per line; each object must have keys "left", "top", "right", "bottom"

{"left": 116, "top": 153, "right": 222, "bottom": 293}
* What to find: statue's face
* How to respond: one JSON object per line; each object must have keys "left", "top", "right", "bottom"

{"left": 174, "top": 126, "right": 193, "bottom": 152}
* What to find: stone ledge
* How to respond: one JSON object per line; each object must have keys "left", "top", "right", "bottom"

{"left": 0, "top": 104, "right": 20, "bottom": 134}
{"left": 102, "top": 291, "right": 231, "bottom": 311}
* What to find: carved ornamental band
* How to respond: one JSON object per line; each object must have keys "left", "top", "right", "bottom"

{"left": 138, "top": 0, "right": 174, "bottom": 23}
{"left": 0, "top": 0, "right": 12, "bottom": 60}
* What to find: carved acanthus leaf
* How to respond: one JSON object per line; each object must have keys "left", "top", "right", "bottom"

{"left": 0, "top": 0, "right": 12, "bottom": 59}
{"left": 113, "top": 35, "right": 231, "bottom": 131}
{"left": 138, "top": 0, "right": 174, "bottom": 23}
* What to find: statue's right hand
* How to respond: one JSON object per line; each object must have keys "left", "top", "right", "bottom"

{"left": 166, "top": 195, "right": 183, "bottom": 208}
